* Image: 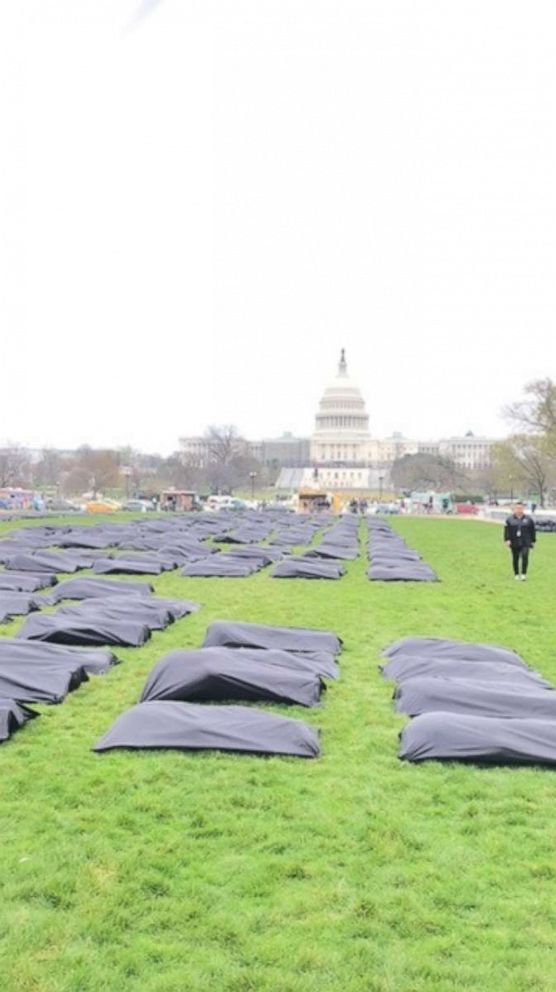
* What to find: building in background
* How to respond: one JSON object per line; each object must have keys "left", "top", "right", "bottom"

{"left": 310, "top": 348, "right": 371, "bottom": 467}
{"left": 249, "top": 434, "right": 310, "bottom": 469}
{"left": 179, "top": 351, "right": 500, "bottom": 492}
{"left": 276, "top": 351, "right": 499, "bottom": 490}
{"left": 178, "top": 433, "right": 310, "bottom": 472}
{"left": 438, "top": 432, "right": 494, "bottom": 471}
{"left": 176, "top": 436, "right": 209, "bottom": 467}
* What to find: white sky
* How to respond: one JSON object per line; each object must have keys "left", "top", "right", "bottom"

{"left": 1, "top": 0, "right": 555, "bottom": 455}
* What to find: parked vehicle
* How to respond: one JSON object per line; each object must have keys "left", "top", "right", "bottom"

{"left": 121, "top": 499, "right": 154, "bottom": 513}
{"left": 45, "top": 499, "right": 81, "bottom": 513}
{"left": 85, "top": 499, "right": 120, "bottom": 514}
{"left": 204, "top": 495, "right": 247, "bottom": 512}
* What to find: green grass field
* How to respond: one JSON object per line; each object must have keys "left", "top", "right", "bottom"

{"left": 1, "top": 516, "right": 555, "bottom": 992}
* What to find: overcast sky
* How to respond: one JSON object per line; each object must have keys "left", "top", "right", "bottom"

{"left": 1, "top": 1, "right": 555, "bottom": 455}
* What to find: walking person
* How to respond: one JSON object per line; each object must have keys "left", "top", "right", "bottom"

{"left": 504, "top": 502, "right": 536, "bottom": 580}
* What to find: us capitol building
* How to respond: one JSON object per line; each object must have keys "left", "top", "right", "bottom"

{"left": 179, "top": 350, "right": 497, "bottom": 492}
{"left": 275, "top": 349, "right": 496, "bottom": 491}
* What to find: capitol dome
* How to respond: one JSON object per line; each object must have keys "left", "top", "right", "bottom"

{"left": 310, "top": 350, "right": 371, "bottom": 465}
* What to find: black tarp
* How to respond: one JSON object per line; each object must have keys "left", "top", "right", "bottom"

{"left": 203, "top": 620, "right": 342, "bottom": 656}
{"left": 140, "top": 550, "right": 194, "bottom": 567}
{"left": 17, "top": 613, "right": 151, "bottom": 647}
{"left": 235, "top": 647, "right": 339, "bottom": 681}
{"left": 144, "top": 597, "right": 199, "bottom": 620}
{"left": 93, "top": 701, "right": 320, "bottom": 757}
{"left": 371, "top": 552, "right": 421, "bottom": 564}
{"left": 534, "top": 518, "right": 556, "bottom": 532}
{"left": 383, "top": 637, "right": 526, "bottom": 669}
{"left": 367, "top": 563, "right": 437, "bottom": 581}
{"left": 58, "top": 600, "right": 175, "bottom": 631}
{"left": 139, "top": 648, "right": 323, "bottom": 706}
{"left": 368, "top": 555, "right": 430, "bottom": 568}
{"left": 0, "top": 544, "right": 32, "bottom": 564}
{"left": 394, "top": 676, "right": 556, "bottom": 719}
{"left": 217, "top": 527, "right": 272, "bottom": 544}
{"left": 399, "top": 711, "right": 556, "bottom": 766}
{"left": 56, "top": 595, "right": 198, "bottom": 630}
{"left": 394, "top": 666, "right": 556, "bottom": 720}
{"left": 0, "top": 638, "right": 117, "bottom": 675}
{"left": 271, "top": 558, "right": 344, "bottom": 580}
{"left": 0, "top": 662, "right": 88, "bottom": 704}
{"left": 4, "top": 552, "right": 84, "bottom": 574}
{"left": 0, "top": 572, "right": 57, "bottom": 592}
{"left": 223, "top": 547, "right": 280, "bottom": 564}
{"left": 92, "top": 557, "right": 165, "bottom": 576}
{"left": 304, "top": 545, "right": 358, "bottom": 561}
{"left": 366, "top": 518, "right": 437, "bottom": 581}
{"left": 121, "top": 539, "right": 166, "bottom": 553}
{"left": 40, "top": 577, "right": 154, "bottom": 604}
{"left": 57, "top": 532, "right": 118, "bottom": 549}
{"left": 181, "top": 558, "right": 258, "bottom": 577}
{"left": 159, "top": 539, "right": 218, "bottom": 559}
{"left": 0, "top": 698, "right": 37, "bottom": 742}
{"left": 0, "top": 593, "right": 41, "bottom": 619}
{"left": 380, "top": 655, "right": 551, "bottom": 689}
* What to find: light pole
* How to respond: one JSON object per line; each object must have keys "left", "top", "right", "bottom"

{"left": 509, "top": 475, "right": 513, "bottom": 501}
{"left": 378, "top": 475, "right": 384, "bottom": 501}
{"left": 121, "top": 465, "right": 132, "bottom": 500}
{"left": 249, "top": 471, "right": 257, "bottom": 501}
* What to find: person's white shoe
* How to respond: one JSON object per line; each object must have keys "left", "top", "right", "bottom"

{"left": 515, "top": 575, "right": 520, "bottom": 580}
{"left": 521, "top": 574, "right": 527, "bottom": 581}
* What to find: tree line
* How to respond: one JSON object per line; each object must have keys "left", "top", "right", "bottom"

{"left": 3, "top": 380, "right": 556, "bottom": 503}
{"left": 390, "top": 379, "right": 556, "bottom": 505}
{"left": 0, "top": 426, "right": 268, "bottom": 500}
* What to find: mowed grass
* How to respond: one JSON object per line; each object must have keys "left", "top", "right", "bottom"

{"left": 1, "top": 515, "right": 556, "bottom": 992}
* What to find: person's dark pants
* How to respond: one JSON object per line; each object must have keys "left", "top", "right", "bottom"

{"left": 511, "top": 546, "right": 529, "bottom": 576}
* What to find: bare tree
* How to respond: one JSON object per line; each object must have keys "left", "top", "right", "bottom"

{"left": 204, "top": 425, "right": 250, "bottom": 492}
{"left": 504, "top": 378, "right": 556, "bottom": 452}
{"left": 204, "top": 425, "right": 245, "bottom": 463}
{"left": 71, "top": 447, "right": 121, "bottom": 498}
{"left": 391, "top": 453, "right": 467, "bottom": 492}
{"left": 492, "top": 436, "right": 555, "bottom": 507}
{"left": 0, "top": 445, "right": 31, "bottom": 488}
{"left": 163, "top": 453, "right": 203, "bottom": 491}
{"left": 466, "top": 464, "right": 500, "bottom": 498}
{"left": 32, "top": 448, "right": 66, "bottom": 489}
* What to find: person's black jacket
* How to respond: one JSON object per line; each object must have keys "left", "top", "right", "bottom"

{"left": 504, "top": 514, "right": 536, "bottom": 548}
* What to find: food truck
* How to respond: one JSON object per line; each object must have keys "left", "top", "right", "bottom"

{"left": 160, "top": 490, "right": 199, "bottom": 512}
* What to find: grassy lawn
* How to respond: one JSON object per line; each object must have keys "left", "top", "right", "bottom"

{"left": 1, "top": 515, "right": 555, "bottom": 992}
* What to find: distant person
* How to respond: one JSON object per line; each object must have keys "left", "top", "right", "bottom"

{"left": 504, "top": 502, "right": 536, "bottom": 581}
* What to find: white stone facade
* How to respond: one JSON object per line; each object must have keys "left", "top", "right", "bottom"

{"left": 438, "top": 435, "right": 494, "bottom": 471}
